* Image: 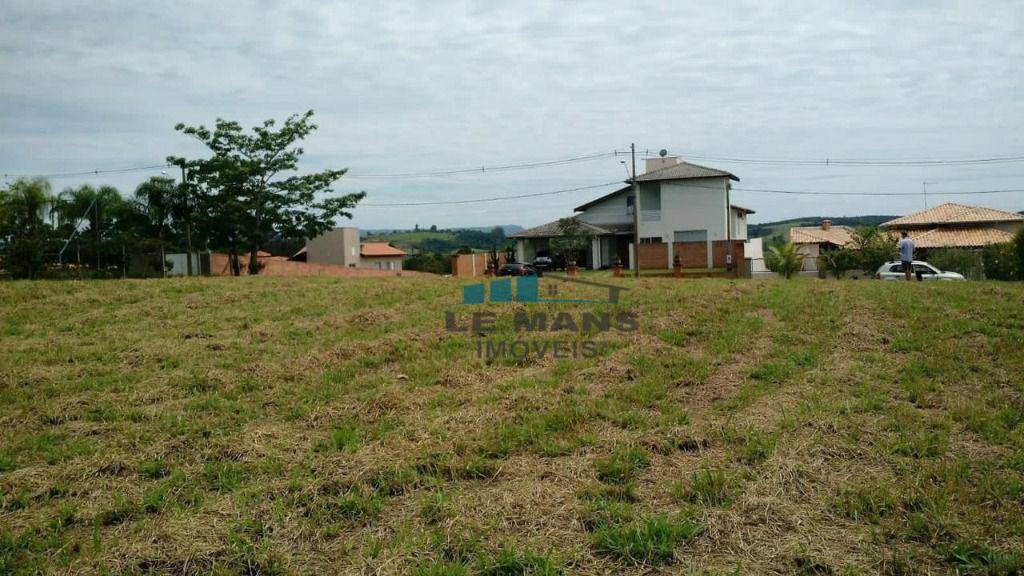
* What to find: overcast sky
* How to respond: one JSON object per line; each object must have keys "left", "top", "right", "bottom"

{"left": 2, "top": 1, "right": 1022, "bottom": 229}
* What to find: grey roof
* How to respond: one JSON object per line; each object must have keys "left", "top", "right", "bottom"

{"left": 510, "top": 217, "right": 627, "bottom": 238}
{"left": 731, "top": 204, "right": 756, "bottom": 214}
{"left": 636, "top": 160, "right": 739, "bottom": 183}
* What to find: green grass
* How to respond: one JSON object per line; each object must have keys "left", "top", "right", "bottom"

{"left": 1, "top": 276, "right": 1024, "bottom": 574}
{"left": 592, "top": 514, "right": 703, "bottom": 566}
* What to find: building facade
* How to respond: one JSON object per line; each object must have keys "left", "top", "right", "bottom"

{"left": 512, "top": 156, "right": 752, "bottom": 270}
{"left": 298, "top": 227, "right": 406, "bottom": 270}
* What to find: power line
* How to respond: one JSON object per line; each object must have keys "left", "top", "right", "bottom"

{"left": 8, "top": 148, "right": 1024, "bottom": 181}
{"left": 676, "top": 152, "right": 1024, "bottom": 167}
{"left": 733, "top": 186, "right": 1024, "bottom": 196}
{"left": 345, "top": 151, "right": 622, "bottom": 179}
{"left": 2, "top": 151, "right": 624, "bottom": 181}
{"left": 2, "top": 163, "right": 173, "bottom": 180}
{"left": 361, "top": 181, "right": 623, "bottom": 206}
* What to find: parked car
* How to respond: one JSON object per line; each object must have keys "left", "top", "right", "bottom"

{"left": 497, "top": 262, "right": 539, "bottom": 277}
{"left": 874, "top": 260, "right": 966, "bottom": 281}
{"left": 532, "top": 251, "right": 566, "bottom": 272}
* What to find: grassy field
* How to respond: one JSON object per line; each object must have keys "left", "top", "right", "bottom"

{"left": 1, "top": 276, "right": 1023, "bottom": 575}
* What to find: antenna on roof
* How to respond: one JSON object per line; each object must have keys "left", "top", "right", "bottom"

{"left": 659, "top": 149, "right": 668, "bottom": 158}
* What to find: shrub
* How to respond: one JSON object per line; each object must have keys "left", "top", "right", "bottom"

{"left": 1016, "top": 226, "right": 1024, "bottom": 279}
{"left": 929, "top": 248, "right": 984, "bottom": 280}
{"left": 982, "top": 241, "right": 1020, "bottom": 281}
{"left": 821, "top": 247, "right": 857, "bottom": 278}
{"left": 765, "top": 242, "right": 806, "bottom": 279}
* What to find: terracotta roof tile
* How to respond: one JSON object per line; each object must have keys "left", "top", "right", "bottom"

{"left": 360, "top": 242, "right": 406, "bottom": 257}
{"left": 909, "top": 226, "right": 1015, "bottom": 249}
{"left": 789, "top": 225, "right": 856, "bottom": 246}
{"left": 882, "top": 202, "right": 1024, "bottom": 228}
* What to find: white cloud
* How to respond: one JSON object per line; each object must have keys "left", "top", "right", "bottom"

{"left": 1, "top": 0, "right": 1021, "bottom": 227}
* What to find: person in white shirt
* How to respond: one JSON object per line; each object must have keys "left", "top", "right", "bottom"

{"left": 898, "top": 231, "right": 915, "bottom": 281}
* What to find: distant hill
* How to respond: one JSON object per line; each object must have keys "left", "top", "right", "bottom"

{"left": 362, "top": 226, "right": 515, "bottom": 253}
{"left": 363, "top": 224, "right": 523, "bottom": 236}
{"left": 749, "top": 215, "right": 899, "bottom": 245}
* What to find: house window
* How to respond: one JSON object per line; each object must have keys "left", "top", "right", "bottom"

{"left": 640, "top": 186, "right": 661, "bottom": 210}
{"left": 639, "top": 237, "right": 662, "bottom": 244}
{"left": 626, "top": 195, "right": 635, "bottom": 215}
{"left": 674, "top": 230, "right": 708, "bottom": 243}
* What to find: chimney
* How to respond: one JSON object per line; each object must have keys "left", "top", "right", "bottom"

{"left": 821, "top": 219, "right": 832, "bottom": 230}
{"left": 644, "top": 156, "right": 681, "bottom": 174}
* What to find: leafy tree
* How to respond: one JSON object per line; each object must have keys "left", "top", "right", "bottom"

{"left": 404, "top": 252, "right": 451, "bottom": 274}
{"left": 490, "top": 226, "right": 506, "bottom": 243}
{"left": 0, "top": 178, "right": 55, "bottom": 278}
{"left": 429, "top": 224, "right": 437, "bottom": 232}
{"left": 848, "top": 226, "right": 897, "bottom": 273}
{"left": 821, "top": 247, "right": 857, "bottom": 278}
{"left": 551, "top": 217, "right": 593, "bottom": 267}
{"left": 168, "top": 110, "right": 365, "bottom": 275}
{"left": 765, "top": 242, "right": 805, "bottom": 279}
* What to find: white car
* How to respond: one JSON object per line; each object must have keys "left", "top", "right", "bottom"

{"left": 874, "top": 260, "right": 966, "bottom": 281}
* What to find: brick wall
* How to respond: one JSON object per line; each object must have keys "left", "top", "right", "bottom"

{"left": 637, "top": 242, "right": 668, "bottom": 269}
{"left": 711, "top": 241, "right": 746, "bottom": 268}
{"left": 672, "top": 242, "right": 707, "bottom": 268}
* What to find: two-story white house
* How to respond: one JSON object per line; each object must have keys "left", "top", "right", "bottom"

{"left": 512, "top": 156, "right": 753, "bottom": 270}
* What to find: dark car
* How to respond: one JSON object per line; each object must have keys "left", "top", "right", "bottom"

{"left": 532, "top": 251, "right": 566, "bottom": 272}
{"left": 497, "top": 262, "right": 539, "bottom": 277}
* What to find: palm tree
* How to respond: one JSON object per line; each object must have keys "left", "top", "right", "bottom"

{"left": 765, "top": 242, "right": 806, "bottom": 279}
{"left": 54, "top": 185, "right": 127, "bottom": 269}
{"left": 135, "top": 177, "right": 177, "bottom": 276}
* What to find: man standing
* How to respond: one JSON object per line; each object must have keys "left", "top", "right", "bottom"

{"left": 899, "top": 231, "right": 915, "bottom": 281}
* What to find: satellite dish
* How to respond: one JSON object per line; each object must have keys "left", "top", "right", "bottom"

{"left": 659, "top": 149, "right": 668, "bottom": 157}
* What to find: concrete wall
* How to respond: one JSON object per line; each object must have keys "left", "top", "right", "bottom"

{"left": 576, "top": 194, "right": 633, "bottom": 226}
{"left": 642, "top": 178, "right": 729, "bottom": 242}
{"left": 731, "top": 209, "right": 748, "bottom": 241}
{"left": 794, "top": 243, "right": 821, "bottom": 272}
{"left": 306, "top": 227, "right": 360, "bottom": 267}
{"left": 362, "top": 256, "right": 403, "bottom": 271}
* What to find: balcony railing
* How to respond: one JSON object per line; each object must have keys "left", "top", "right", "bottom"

{"left": 640, "top": 209, "right": 661, "bottom": 222}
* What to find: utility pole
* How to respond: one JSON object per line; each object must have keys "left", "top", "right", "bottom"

{"left": 922, "top": 181, "right": 931, "bottom": 209}
{"left": 631, "top": 143, "right": 640, "bottom": 278}
{"left": 181, "top": 165, "right": 194, "bottom": 276}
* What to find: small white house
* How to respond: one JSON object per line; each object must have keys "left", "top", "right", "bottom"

{"left": 789, "top": 220, "right": 855, "bottom": 273}
{"left": 512, "top": 156, "right": 752, "bottom": 270}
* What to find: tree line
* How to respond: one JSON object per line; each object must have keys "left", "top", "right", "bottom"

{"left": 0, "top": 111, "right": 365, "bottom": 279}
